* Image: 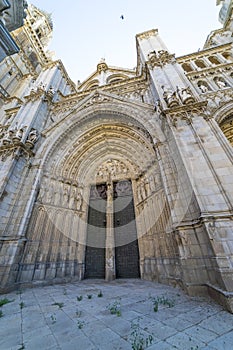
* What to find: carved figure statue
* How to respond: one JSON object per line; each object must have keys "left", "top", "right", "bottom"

{"left": 15, "top": 128, "right": 24, "bottom": 141}
{"left": 28, "top": 129, "right": 38, "bottom": 144}
{"left": 162, "top": 86, "right": 179, "bottom": 108}
{"left": 215, "top": 78, "right": 227, "bottom": 88}
{"left": 2, "top": 129, "right": 13, "bottom": 144}
{"left": 198, "top": 83, "right": 210, "bottom": 93}
{"left": 177, "top": 86, "right": 195, "bottom": 104}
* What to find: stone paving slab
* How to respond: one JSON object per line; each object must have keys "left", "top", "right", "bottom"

{"left": 0, "top": 279, "right": 232, "bottom": 350}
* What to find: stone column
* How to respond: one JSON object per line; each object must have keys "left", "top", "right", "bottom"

{"left": 105, "top": 181, "right": 115, "bottom": 281}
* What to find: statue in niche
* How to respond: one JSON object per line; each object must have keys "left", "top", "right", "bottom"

{"left": 2, "top": 129, "right": 13, "bottom": 145}
{"left": 28, "top": 129, "right": 38, "bottom": 143}
{"left": 74, "top": 189, "right": 83, "bottom": 211}
{"left": 54, "top": 182, "right": 61, "bottom": 206}
{"left": 14, "top": 128, "right": 24, "bottom": 141}
{"left": 140, "top": 181, "right": 146, "bottom": 200}
{"left": 46, "top": 181, "right": 54, "bottom": 204}
{"left": 137, "top": 183, "right": 143, "bottom": 203}
{"left": 63, "top": 184, "right": 70, "bottom": 206}
{"left": 69, "top": 187, "right": 76, "bottom": 210}
{"left": 215, "top": 77, "right": 228, "bottom": 89}
{"left": 177, "top": 86, "right": 195, "bottom": 104}
{"left": 162, "top": 85, "right": 179, "bottom": 108}
{"left": 149, "top": 175, "right": 156, "bottom": 193}
{"left": 37, "top": 184, "right": 46, "bottom": 203}
{"left": 144, "top": 179, "right": 150, "bottom": 198}
{"left": 69, "top": 186, "right": 82, "bottom": 211}
{"left": 198, "top": 82, "right": 210, "bottom": 93}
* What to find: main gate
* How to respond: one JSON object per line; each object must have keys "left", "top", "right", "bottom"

{"left": 85, "top": 180, "right": 140, "bottom": 279}
{"left": 114, "top": 181, "right": 140, "bottom": 278}
{"left": 84, "top": 184, "right": 107, "bottom": 278}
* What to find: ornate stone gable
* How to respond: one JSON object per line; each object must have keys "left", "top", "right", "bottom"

{"left": 45, "top": 89, "right": 155, "bottom": 133}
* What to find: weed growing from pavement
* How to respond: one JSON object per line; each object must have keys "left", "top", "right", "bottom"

{"left": 129, "top": 318, "right": 153, "bottom": 350}
{"left": 52, "top": 302, "right": 64, "bottom": 309}
{"left": 76, "top": 309, "right": 82, "bottom": 317}
{"left": 0, "top": 298, "right": 13, "bottom": 307}
{"left": 19, "top": 302, "right": 25, "bottom": 309}
{"left": 87, "top": 294, "right": 93, "bottom": 299}
{"left": 77, "top": 320, "right": 85, "bottom": 329}
{"left": 77, "top": 295, "right": 83, "bottom": 301}
{"left": 107, "top": 299, "right": 121, "bottom": 316}
{"left": 151, "top": 295, "right": 175, "bottom": 312}
{"left": 97, "top": 290, "right": 103, "bottom": 297}
{"left": 50, "top": 314, "right": 56, "bottom": 324}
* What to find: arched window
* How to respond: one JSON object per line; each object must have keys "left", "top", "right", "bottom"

{"left": 106, "top": 74, "right": 128, "bottom": 84}
{"left": 84, "top": 80, "right": 100, "bottom": 91}
{"left": 182, "top": 63, "right": 193, "bottom": 72}
{"left": 195, "top": 60, "right": 206, "bottom": 69}
{"left": 208, "top": 56, "right": 221, "bottom": 65}
{"left": 222, "top": 52, "right": 232, "bottom": 61}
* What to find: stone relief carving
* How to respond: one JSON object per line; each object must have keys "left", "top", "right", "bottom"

{"left": 214, "top": 77, "right": 228, "bottom": 89}
{"left": 96, "top": 159, "right": 130, "bottom": 180}
{"left": 38, "top": 178, "right": 83, "bottom": 212}
{"left": 176, "top": 86, "right": 195, "bottom": 104}
{"left": 198, "top": 81, "right": 211, "bottom": 93}
{"left": 136, "top": 171, "right": 162, "bottom": 203}
{"left": 162, "top": 85, "right": 180, "bottom": 108}
{"left": 147, "top": 50, "right": 175, "bottom": 68}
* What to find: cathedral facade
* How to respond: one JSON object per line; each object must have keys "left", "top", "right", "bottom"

{"left": 0, "top": 3, "right": 233, "bottom": 312}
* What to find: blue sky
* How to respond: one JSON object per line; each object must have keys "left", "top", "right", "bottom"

{"left": 30, "top": 0, "right": 221, "bottom": 84}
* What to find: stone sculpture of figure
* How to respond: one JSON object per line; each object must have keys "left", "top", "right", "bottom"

{"left": 198, "top": 82, "right": 209, "bottom": 93}
{"left": 2, "top": 129, "right": 13, "bottom": 144}
{"left": 69, "top": 187, "right": 79, "bottom": 210}
{"left": 162, "top": 85, "right": 179, "bottom": 108}
{"left": 28, "top": 129, "right": 38, "bottom": 144}
{"left": 137, "top": 183, "right": 143, "bottom": 203}
{"left": 63, "top": 184, "right": 69, "bottom": 206}
{"left": 38, "top": 81, "right": 46, "bottom": 90}
{"left": 15, "top": 128, "right": 24, "bottom": 141}
{"left": 215, "top": 78, "right": 227, "bottom": 88}
{"left": 76, "top": 190, "right": 83, "bottom": 211}
{"left": 149, "top": 175, "right": 156, "bottom": 193}
{"left": 177, "top": 86, "right": 195, "bottom": 104}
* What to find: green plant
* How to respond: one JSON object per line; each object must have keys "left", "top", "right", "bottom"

{"left": 107, "top": 299, "right": 121, "bottom": 316}
{"left": 151, "top": 295, "right": 175, "bottom": 312}
{"left": 19, "top": 302, "right": 25, "bottom": 309}
{"left": 77, "top": 320, "right": 85, "bottom": 329}
{"left": 0, "top": 298, "right": 13, "bottom": 307}
{"left": 129, "top": 318, "right": 153, "bottom": 350}
{"left": 76, "top": 310, "right": 82, "bottom": 318}
{"left": 97, "top": 290, "right": 103, "bottom": 297}
{"left": 52, "top": 302, "right": 64, "bottom": 309}
{"left": 50, "top": 314, "right": 56, "bottom": 324}
{"left": 77, "top": 295, "right": 83, "bottom": 301}
{"left": 0, "top": 310, "right": 3, "bottom": 318}
{"left": 87, "top": 294, "right": 92, "bottom": 299}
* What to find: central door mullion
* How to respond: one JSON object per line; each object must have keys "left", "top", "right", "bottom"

{"left": 105, "top": 181, "right": 116, "bottom": 281}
